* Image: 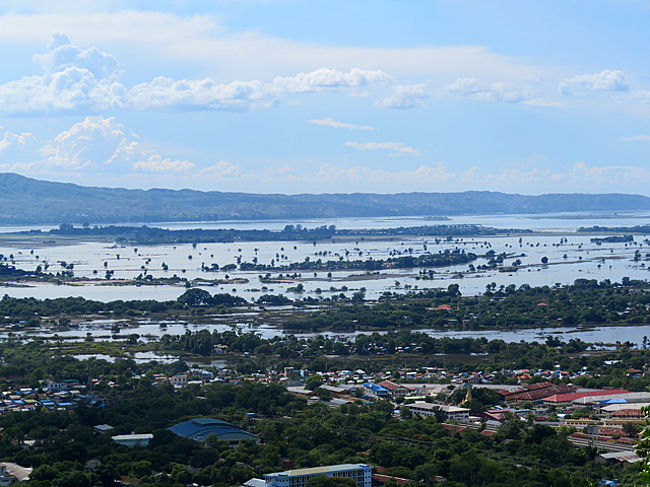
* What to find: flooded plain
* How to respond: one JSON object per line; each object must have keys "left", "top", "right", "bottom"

{"left": 0, "top": 212, "right": 647, "bottom": 302}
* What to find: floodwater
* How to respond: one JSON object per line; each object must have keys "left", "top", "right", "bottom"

{"left": 12, "top": 318, "right": 650, "bottom": 347}
{"left": 1, "top": 212, "right": 647, "bottom": 302}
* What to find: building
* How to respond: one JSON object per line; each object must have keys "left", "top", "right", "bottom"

{"left": 573, "top": 391, "right": 650, "bottom": 408}
{"left": 362, "top": 382, "right": 389, "bottom": 399}
{"left": 0, "top": 463, "right": 32, "bottom": 485}
{"left": 264, "top": 464, "right": 373, "bottom": 487}
{"left": 44, "top": 381, "right": 67, "bottom": 393}
{"left": 377, "top": 380, "right": 413, "bottom": 398}
{"left": 170, "top": 374, "right": 187, "bottom": 388}
{"left": 93, "top": 424, "right": 115, "bottom": 435}
{"left": 111, "top": 433, "right": 153, "bottom": 448}
{"left": 502, "top": 382, "right": 574, "bottom": 404}
{"left": 541, "top": 389, "right": 629, "bottom": 407}
{"left": 407, "top": 402, "right": 470, "bottom": 422}
{"left": 596, "top": 451, "right": 641, "bottom": 467}
{"left": 169, "top": 417, "right": 259, "bottom": 446}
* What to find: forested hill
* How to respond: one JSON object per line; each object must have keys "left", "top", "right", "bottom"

{"left": 1, "top": 172, "right": 650, "bottom": 224}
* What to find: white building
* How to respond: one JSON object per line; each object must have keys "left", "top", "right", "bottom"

{"left": 407, "top": 401, "right": 470, "bottom": 422}
{"left": 264, "top": 464, "right": 372, "bottom": 487}
{"left": 170, "top": 374, "right": 187, "bottom": 388}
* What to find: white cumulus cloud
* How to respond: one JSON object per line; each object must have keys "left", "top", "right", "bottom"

{"left": 45, "top": 116, "right": 138, "bottom": 169}
{"left": 0, "top": 36, "right": 398, "bottom": 115}
{"left": 0, "top": 116, "right": 192, "bottom": 174}
{"left": 33, "top": 33, "right": 119, "bottom": 78}
{"left": 558, "top": 70, "right": 629, "bottom": 95}
{"left": 0, "top": 66, "right": 126, "bottom": 115}
{"left": 126, "top": 77, "right": 270, "bottom": 112}
{"left": 271, "top": 68, "right": 392, "bottom": 93}
{"left": 376, "top": 84, "right": 429, "bottom": 109}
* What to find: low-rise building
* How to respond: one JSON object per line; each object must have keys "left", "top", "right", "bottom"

{"left": 263, "top": 463, "right": 373, "bottom": 487}
{"left": 377, "top": 380, "right": 413, "bottom": 398}
{"left": 170, "top": 374, "right": 187, "bottom": 388}
{"left": 111, "top": 433, "right": 153, "bottom": 448}
{"left": 362, "top": 382, "right": 389, "bottom": 399}
{"left": 93, "top": 424, "right": 114, "bottom": 435}
{"left": 0, "top": 462, "right": 32, "bottom": 484}
{"left": 407, "top": 402, "right": 470, "bottom": 422}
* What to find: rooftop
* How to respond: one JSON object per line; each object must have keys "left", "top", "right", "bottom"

{"left": 264, "top": 463, "right": 371, "bottom": 478}
{"left": 112, "top": 434, "right": 153, "bottom": 441}
{"left": 542, "top": 389, "right": 629, "bottom": 403}
{"left": 169, "top": 417, "right": 259, "bottom": 442}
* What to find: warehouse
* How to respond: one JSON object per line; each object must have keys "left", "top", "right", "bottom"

{"left": 168, "top": 418, "right": 259, "bottom": 446}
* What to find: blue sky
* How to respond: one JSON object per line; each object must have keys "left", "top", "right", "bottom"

{"left": 0, "top": 0, "right": 649, "bottom": 195}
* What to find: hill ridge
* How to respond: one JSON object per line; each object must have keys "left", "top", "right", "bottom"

{"left": 1, "top": 172, "right": 649, "bottom": 225}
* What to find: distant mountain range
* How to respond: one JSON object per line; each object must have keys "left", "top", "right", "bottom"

{"left": 1, "top": 172, "right": 649, "bottom": 225}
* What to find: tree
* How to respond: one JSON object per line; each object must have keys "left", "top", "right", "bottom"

{"left": 177, "top": 288, "right": 213, "bottom": 307}
{"left": 305, "top": 375, "right": 323, "bottom": 390}
{"left": 623, "top": 421, "right": 638, "bottom": 437}
{"left": 400, "top": 405, "right": 413, "bottom": 419}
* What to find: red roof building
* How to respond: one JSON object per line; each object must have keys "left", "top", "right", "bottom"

{"left": 503, "top": 382, "right": 575, "bottom": 403}
{"left": 541, "top": 389, "right": 629, "bottom": 405}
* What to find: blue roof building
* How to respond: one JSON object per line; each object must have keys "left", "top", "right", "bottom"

{"left": 168, "top": 418, "right": 259, "bottom": 446}
{"left": 362, "top": 382, "right": 389, "bottom": 398}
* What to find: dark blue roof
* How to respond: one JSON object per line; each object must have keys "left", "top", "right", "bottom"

{"left": 363, "top": 382, "right": 388, "bottom": 393}
{"left": 169, "top": 418, "right": 259, "bottom": 442}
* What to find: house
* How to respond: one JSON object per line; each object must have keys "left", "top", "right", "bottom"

{"left": 44, "top": 381, "right": 67, "bottom": 393}
{"left": 377, "top": 380, "right": 413, "bottom": 398}
{"left": 319, "top": 385, "right": 354, "bottom": 398}
{"left": 362, "top": 382, "right": 389, "bottom": 399}
{"left": 170, "top": 374, "right": 187, "bottom": 388}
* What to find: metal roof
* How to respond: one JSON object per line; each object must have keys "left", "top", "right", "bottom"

{"left": 265, "top": 464, "right": 371, "bottom": 478}
{"left": 112, "top": 434, "right": 153, "bottom": 440}
{"left": 169, "top": 417, "right": 259, "bottom": 442}
{"left": 363, "top": 382, "right": 388, "bottom": 393}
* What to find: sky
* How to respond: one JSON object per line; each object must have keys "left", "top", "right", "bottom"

{"left": 0, "top": 1, "right": 649, "bottom": 195}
